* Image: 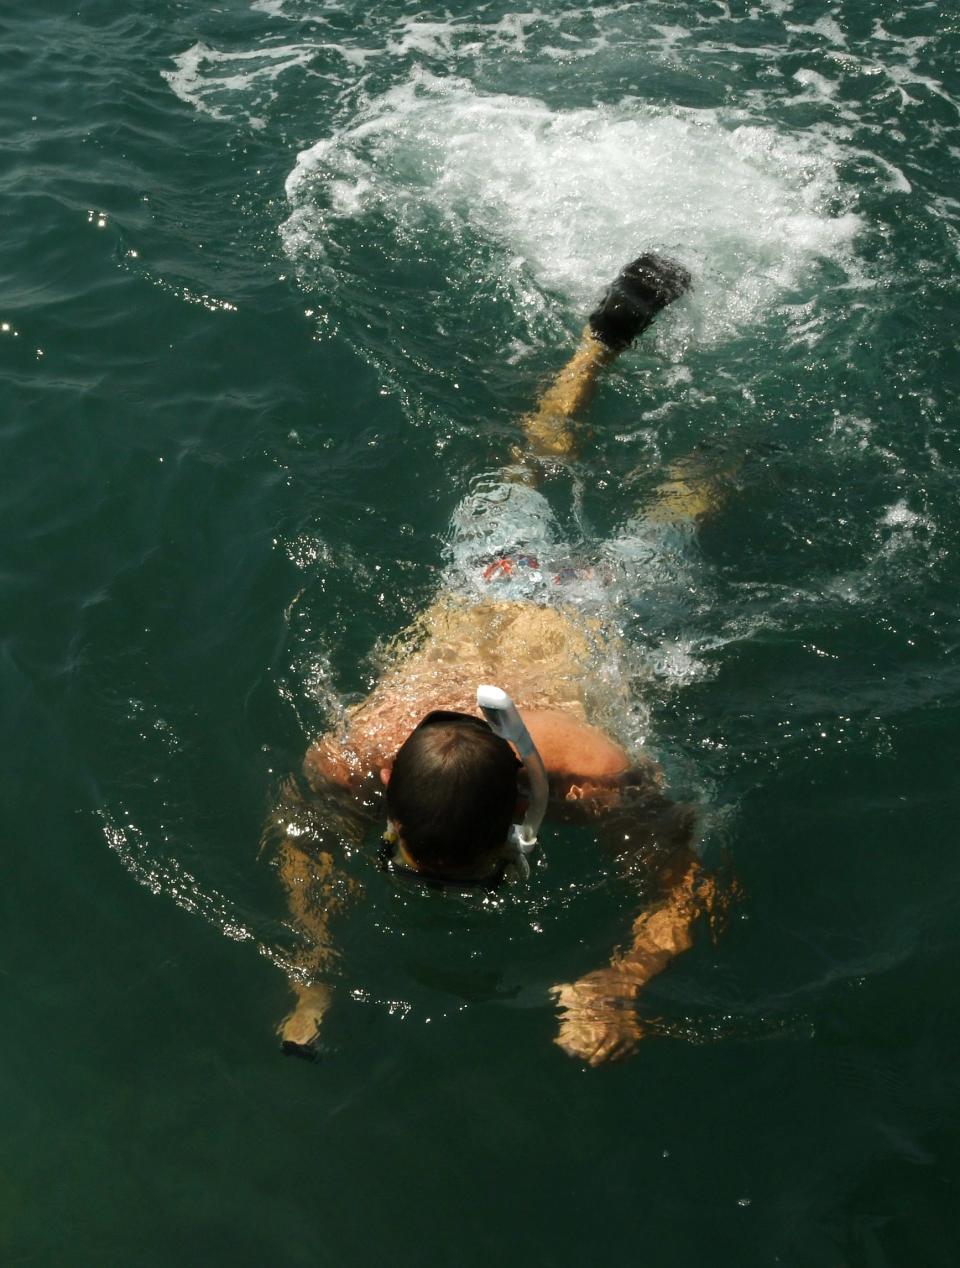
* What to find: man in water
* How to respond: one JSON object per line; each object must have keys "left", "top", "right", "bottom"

{"left": 276, "top": 255, "right": 721, "bottom": 1065}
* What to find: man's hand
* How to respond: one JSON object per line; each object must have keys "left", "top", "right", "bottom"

{"left": 551, "top": 968, "right": 644, "bottom": 1066}
{"left": 278, "top": 982, "right": 334, "bottom": 1059}
{"left": 550, "top": 859, "right": 713, "bottom": 1066}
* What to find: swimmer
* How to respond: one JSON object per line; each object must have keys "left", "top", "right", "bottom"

{"left": 274, "top": 254, "right": 725, "bottom": 1066}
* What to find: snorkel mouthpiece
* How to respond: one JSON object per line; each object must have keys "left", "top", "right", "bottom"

{"left": 477, "top": 685, "right": 548, "bottom": 876}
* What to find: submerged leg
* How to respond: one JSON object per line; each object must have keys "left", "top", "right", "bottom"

{"left": 521, "top": 253, "right": 691, "bottom": 460}
{"left": 645, "top": 454, "right": 731, "bottom": 524}
{"left": 521, "top": 329, "right": 613, "bottom": 458}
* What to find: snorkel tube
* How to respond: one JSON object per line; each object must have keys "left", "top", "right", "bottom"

{"left": 477, "top": 685, "right": 548, "bottom": 879}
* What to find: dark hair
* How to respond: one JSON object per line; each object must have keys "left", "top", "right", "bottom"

{"left": 386, "top": 712, "right": 520, "bottom": 872}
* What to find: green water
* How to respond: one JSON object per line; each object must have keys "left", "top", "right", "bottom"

{"left": 3, "top": 0, "right": 960, "bottom": 1263}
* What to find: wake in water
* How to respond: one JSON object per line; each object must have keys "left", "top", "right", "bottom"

{"left": 281, "top": 71, "right": 861, "bottom": 355}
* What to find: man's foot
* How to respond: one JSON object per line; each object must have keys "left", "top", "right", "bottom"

{"left": 588, "top": 253, "right": 691, "bottom": 351}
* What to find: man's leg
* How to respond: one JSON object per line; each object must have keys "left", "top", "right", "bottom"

{"left": 521, "top": 328, "right": 614, "bottom": 459}
{"left": 645, "top": 453, "right": 731, "bottom": 524}
{"left": 521, "top": 253, "right": 691, "bottom": 461}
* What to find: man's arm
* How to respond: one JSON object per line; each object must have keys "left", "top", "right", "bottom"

{"left": 526, "top": 713, "right": 710, "bottom": 1066}
{"left": 552, "top": 852, "right": 713, "bottom": 1065}
{"left": 275, "top": 836, "right": 362, "bottom": 1054}
{"left": 268, "top": 773, "right": 366, "bottom": 1055}
{"left": 521, "top": 708, "right": 635, "bottom": 792}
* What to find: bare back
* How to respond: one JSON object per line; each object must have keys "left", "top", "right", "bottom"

{"left": 304, "top": 594, "right": 637, "bottom": 794}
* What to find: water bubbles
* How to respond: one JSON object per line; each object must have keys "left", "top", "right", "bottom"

{"left": 282, "top": 73, "right": 861, "bottom": 354}
{"left": 881, "top": 500, "right": 923, "bottom": 530}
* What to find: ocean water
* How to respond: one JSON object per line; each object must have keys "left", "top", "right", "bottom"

{"left": 2, "top": 0, "right": 960, "bottom": 1263}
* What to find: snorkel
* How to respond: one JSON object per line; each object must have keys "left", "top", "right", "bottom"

{"left": 477, "top": 685, "right": 549, "bottom": 880}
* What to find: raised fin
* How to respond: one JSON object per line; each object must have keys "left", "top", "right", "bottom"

{"left": 588, "top": 253, "right": 691, "bottom": 351}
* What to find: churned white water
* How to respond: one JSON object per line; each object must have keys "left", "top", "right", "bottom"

{"left": 281, "top": 72, "right": 861, "bottom": 349}
{"left": 159, "top": 3, "right": 889, "bottom": 352}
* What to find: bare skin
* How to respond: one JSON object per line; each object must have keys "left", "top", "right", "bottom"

{"left": 521, "top": 327, "right": 614, "bottom": 459}
{"left": 277, "top": 284, "right": 726, "bottom": 1062}
{"left": 552, "top": 857, "right": 715, "bottom": 1064}
{"left": 276, "top": 836, "right": 360, "bottom": 1052}
{"left": 303, "top": 597, "right": 637, "bottom": 798}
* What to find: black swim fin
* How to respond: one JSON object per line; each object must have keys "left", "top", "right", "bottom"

{"left": 588, "top": 253, "right": 691, "bottom": 351}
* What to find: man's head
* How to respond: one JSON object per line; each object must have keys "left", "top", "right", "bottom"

{"left": 384, "top": 711, "right": 521, "bottom": 877}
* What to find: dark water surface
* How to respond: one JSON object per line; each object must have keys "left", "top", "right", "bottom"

{"left": 3, "top": 0, "right": 960, "bottom": 1263}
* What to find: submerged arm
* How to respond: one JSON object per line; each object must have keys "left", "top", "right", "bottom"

{"left": 274, "top": 819, "right": 363, "bottom": 1055}
{"left": 276, "top": 839, "right": 358, "bottom": 1053}
{"left": 552, "top": 832, "right": 716, "bottom": 1066}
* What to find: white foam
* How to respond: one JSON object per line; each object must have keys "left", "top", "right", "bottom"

{"left": 792, "top": 68, "right": 838, "bottom": 100}
{"left": 386, "top": 18, "right": 479, "bottom": 61}
{"left": 382, "top": 9, "right": 617, "bottom": 63}
{"left": 649, "top": 637, "right": 714, "bottom": 685}
{"left": 165, "top": 5, "right": 637, "bottom": 128}
{"left": 162, "top": 41, "right": 318, "bottom": 123}
{"left": 281, "top": 72, "right": 862, "bottom": 347}
{"left": 881, "top": 500, "right": 926, "bottom": 530}
{"left": 785, "top": 15, "right": 849, "bottom": 46}
{"left": 869, "top": 153, "right": 912, "bottom": 194}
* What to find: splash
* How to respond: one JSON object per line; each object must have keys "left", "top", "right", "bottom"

{"left": 281, "top": 72, "right": 861, "bottom": 349}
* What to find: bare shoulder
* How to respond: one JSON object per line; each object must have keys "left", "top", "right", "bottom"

{"left": 520, "top": 707, "right": 663, "bottom": 804}
{"left": 303, "top": 731, "right": 361, "bottom": 792}
{"left": 521, "top": 708, "right": 631, "bottom": 782}
{"left": 303, "top": 690, "right": 453, "bottom": 792}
